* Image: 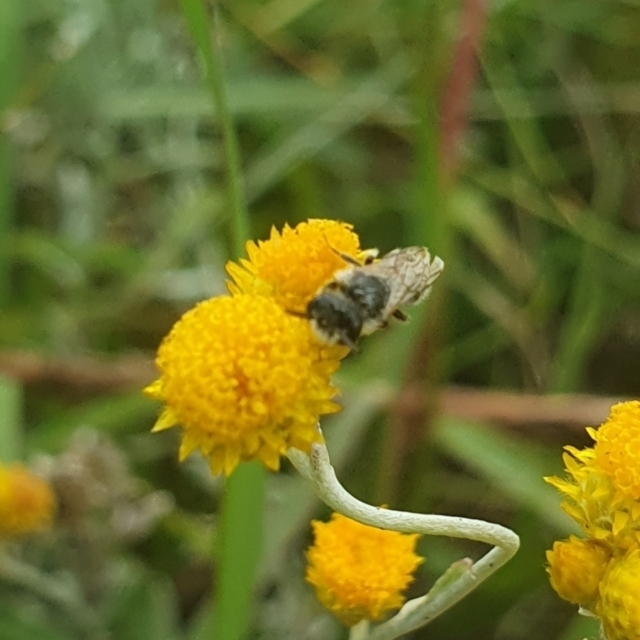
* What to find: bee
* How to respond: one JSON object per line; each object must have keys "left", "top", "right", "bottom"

{"left": 304, "top": 246, "right": 444, "bottom": 350}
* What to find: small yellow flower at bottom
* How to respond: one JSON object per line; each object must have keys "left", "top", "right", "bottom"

{"left": 0, "top": 464, "right": 55, "bottom": 538}
{"left": 546, "top": 535, "right": 611, "bottom": 606}
{"left": 145, "top": 294, "right": 346, "bottom": 476}
{"left": 306, "top": 512, "right": 423, "bottom": 627}
{"left": 595, "top": 546, "right": 640, "bottom": 640}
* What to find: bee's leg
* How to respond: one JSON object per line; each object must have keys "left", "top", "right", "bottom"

{"left": 392, "top": 309, "right": 408, "bottom": 322}
{"left": 358, "top": 249, "right": 379, "bottom": 265}
{"left": 340, "top": 334, "right": 360, "bottom": 352}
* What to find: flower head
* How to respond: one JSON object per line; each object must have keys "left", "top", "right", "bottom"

{"left": 145, "top": 294, "right": 344, "bottom": 476}
{"left": 546, "top": 443, "right": 640, "bottom": 552}
{"left": 546, "top": 400, "right": 640, "bottom": 631}
{"left": 591, "top": 401, "right": 640, "bottom": 501}
{"left": 305, "top": 512, "right": 423, "bottom": 626}
{"left": 0, "top": 464, "right": 56, "bottom": 538}
{"left": 595, "top": 546, "right": 640, "bottom": 640}
{"left": 226, "top": 219, "right": 361, "bottom": 313}
{"left": 546, "top": 535, "right": 611, "bottom": 606}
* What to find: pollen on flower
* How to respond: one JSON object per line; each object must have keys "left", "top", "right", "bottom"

{"left": 546, "top": 535, "right": 611, "bottom": 606}
{"left": 226, "top": 219, "right": 362, "bottom": 313}
{"left": 592, "top": 401, "right": 640, "bottom": 501}
{"left": 305, "top": 512, "right": 423, "bottom": 627}
{"left": 145, "top": 294, "right": 345, "bottom": 476}
{"left": 0, "top": 464, "right": 56, "bottom": 538}
{"left": 595, "top": 546, "right": 640, "bottom": 640}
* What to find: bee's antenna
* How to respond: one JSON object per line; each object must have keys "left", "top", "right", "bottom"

{"left": 285, "top": 308, "right": 308, "bottom": 319}
{"left": 322, "top": 233, "right": 361, "bottom": 267}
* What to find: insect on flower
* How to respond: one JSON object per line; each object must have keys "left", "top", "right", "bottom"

{"left": 299, "top": 246, "right": 444, "bottom": 350}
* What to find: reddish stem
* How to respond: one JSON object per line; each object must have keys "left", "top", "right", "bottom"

{"left": 440, "top": 0, "right": 489, "bottom": 180}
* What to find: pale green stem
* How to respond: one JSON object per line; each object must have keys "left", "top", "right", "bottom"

{"left": 288, "top": 439, "right": 519, "bottom": 640}
{"left": 350, "top": 621, "right": 371, "bottom": 640}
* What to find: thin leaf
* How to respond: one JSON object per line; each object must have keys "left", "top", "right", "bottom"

{"left": 432, "top": 416, "right": 577, "bottom": 533}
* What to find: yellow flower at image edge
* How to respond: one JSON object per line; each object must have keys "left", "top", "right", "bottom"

{"left": 0, "top": 464, "right": 55, "bottom": 538}
{"left": 145, "top": 294, "right": 345, "bottom": 476}
{"left": 591, "top": 401, "right": 640, "bottom": 501}
{"left": 595, "top": 546, "right": 640, "bottom": 640}
{"left": 306, "top": 513, "right": 423, "bottom": 627}
{"left": 546, "top": 535, "right": 611, "bottom": 606}
{"left": 226, "top": 219, "right": 362, "bottom": 312}
{"left": 545, "top": 401, "right": 640, "bottom": 551}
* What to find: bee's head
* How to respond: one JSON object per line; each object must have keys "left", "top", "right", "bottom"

{"left": 306, "top": 293, "right": 362, "bottom": 351}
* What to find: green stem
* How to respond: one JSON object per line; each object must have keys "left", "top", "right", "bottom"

{"left": 177, "top": 3, "right": 262, "bottom": 640}
{"left": 215, "top": 462, "right": 265, "bottom": 640}
{"left": 209, "top": 7, "right": 250, "bottom": 256}
{"left": 178, "top": 0, "right": 250, "bottom": 256}
{"left": 0, "top": 0, "right": 21, "bottom": 309}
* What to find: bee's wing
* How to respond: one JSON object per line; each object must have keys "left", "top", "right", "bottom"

{"left": 411, "top": 253, "right": 444, "bottom": 303}
{"left": 423, "top": 254, "right": 444, "bottom": 286}
{"left": 370, "top": 247, "right": 444, "bottom": 311}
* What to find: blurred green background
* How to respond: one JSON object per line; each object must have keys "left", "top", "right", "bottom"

{"left": 1, "top": 0, "right": 639, "bottom": 638}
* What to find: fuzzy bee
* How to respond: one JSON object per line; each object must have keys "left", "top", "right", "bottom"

{"left": 303, "top": 246, "right": 444, "bottom": 350}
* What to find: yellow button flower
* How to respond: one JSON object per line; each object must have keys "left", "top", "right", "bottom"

{"left": 592, "top": 401, "right": 640, "bottom": 501}
{"left": 595, "top": 546, "right": 640, "bottom": 640}
{"left": 546, "top": 445, "right": 640, "bottom": 551}
{"left": 226, "top": 219, "right": 361, "bottom": 313}
{"left": 305, "top": 512, "right": 423, "bottom": 627}
{"left": 546, "top": 535, "right": 611, "bottom": 606}
{"left": 0, "top": 464, "right": 56, "bottom": 538}
{"left": 145, "top": 294, "right": 344, "bottom": 476}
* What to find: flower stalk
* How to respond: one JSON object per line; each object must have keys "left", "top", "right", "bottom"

{"left": 288, "top": 437, "right": 520, "bottom": 640}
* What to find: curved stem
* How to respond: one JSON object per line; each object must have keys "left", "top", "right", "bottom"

{"left": 288, "top": 440, "right": 519, "bottom": 640}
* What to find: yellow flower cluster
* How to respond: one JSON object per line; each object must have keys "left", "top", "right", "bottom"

{"left": 595, "top": 547, "right": 640, "bottom": 640}
{"left": 545, "top": 401, "right": 640, "bottom": 640}
{"left": 546, "top": 536, "right": 609, "bottom": 606}
{"left": 306, "top": 512, "right": 423, "bottom": 626}
{"left": 0, "top": 464, "right": 55, "bottom": 538}
{"left": 146, "top": 220, "right": 362, "bottom": 476}
{"left": 226, "top": 219, "right": 361, "bottom": 313}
